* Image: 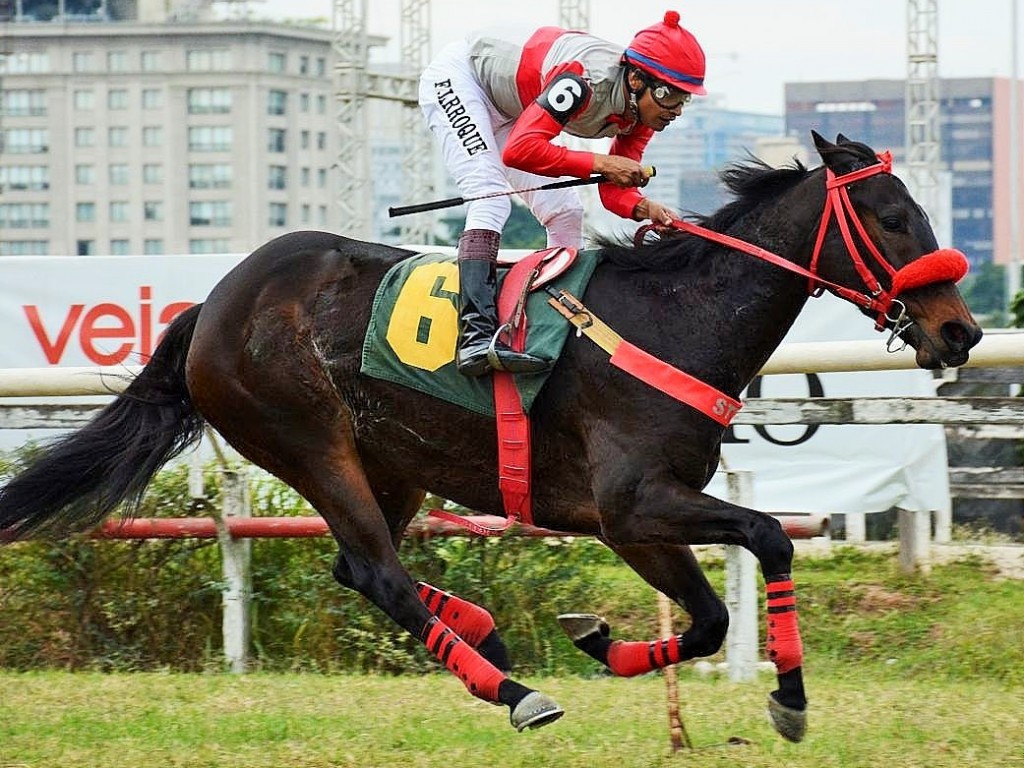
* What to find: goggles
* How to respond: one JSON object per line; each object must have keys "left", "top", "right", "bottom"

{"left": 640, "top": 74, "right": 692, "bottom": 110}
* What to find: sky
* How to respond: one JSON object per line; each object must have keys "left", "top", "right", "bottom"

{"left": 243, "top": 0, "right": 1024, "bottom": 115}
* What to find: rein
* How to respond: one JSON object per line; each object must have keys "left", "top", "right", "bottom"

{"left": 645, "top": 151, "right": 968, "bottom": 338}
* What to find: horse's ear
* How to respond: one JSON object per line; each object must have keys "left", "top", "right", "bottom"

{"left": 811, "top": 130, "right": 832, "bottom": 154}
{"left": 812, "top": 131, "right": 865, "bottom": 176}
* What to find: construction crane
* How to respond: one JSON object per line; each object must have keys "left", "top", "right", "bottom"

{"left": 904, "top": 0, "right": 941, "bottom": 234}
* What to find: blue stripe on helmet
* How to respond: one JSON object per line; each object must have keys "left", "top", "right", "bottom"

{"left": 625, "top": 49, "right": 704, "bottom": 88}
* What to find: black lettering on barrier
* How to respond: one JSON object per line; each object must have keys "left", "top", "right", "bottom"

{"left": 721, "top": 373, "right": 824, "bottom": 447}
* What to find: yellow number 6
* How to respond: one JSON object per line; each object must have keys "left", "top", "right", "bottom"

{"left": 385, "top": 261, "right": 460, "bottom": 371}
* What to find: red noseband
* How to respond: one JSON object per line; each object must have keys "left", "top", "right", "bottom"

{"left": 890, "top": 248, "right": 969, "bottom": 296}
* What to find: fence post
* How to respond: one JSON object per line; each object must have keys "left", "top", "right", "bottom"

{"left": 845, "top": 511, "right": 867, "bottom": 543}
{"left": 897, "top": 507, "right": 932, "bottom": 575}
{"left": 216, "top": 469, "right": 252, "bottom": 672}
{"left": 724, "top": 470, "right": 759, "bottom": 682}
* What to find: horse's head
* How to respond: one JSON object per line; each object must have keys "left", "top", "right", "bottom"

{"left": 809, "top": 131, "right": 982, "bottom": 369}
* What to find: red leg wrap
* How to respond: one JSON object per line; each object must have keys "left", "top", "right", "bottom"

{"left": 417, "top": 582, "right": 496, "bottom": 647}
{"left": 765, "top": 575, "right": 804, "bottom": 674}
{"left": 422, "top": 617, "right": 506, "bottom": 701}
{"left": 607, "top": 636, "right": 682, "bottom": 678}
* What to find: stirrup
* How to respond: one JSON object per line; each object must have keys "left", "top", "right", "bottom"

{"left": 486, "top": 323, "right": 513, "bottom": 372}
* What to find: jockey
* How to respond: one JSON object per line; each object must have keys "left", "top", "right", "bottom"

{"left": 419, "top": 10, "right": 706, "bottom": 377}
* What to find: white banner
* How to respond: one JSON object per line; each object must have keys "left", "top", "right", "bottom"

{"left": 0, "top": 253, "right": 949, "bottom": 514}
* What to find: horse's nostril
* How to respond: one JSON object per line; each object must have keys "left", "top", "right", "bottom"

{"left": 941, "top": 321, "right": 982, "bottom": 352}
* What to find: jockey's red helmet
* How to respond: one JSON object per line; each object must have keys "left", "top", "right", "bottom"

{"left": 624, "top": 10, "right": 707, "bottom": 96}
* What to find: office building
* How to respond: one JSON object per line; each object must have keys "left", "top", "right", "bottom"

{"left": 0, "top": 10, "right": 339, "bottom": 256}
{"left": 786, "top": 78, "right": 1024, "bottom": 270}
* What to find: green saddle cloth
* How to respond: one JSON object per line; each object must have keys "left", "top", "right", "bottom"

{"left": 360, "top": 249, "right": 600, "bottom": 417}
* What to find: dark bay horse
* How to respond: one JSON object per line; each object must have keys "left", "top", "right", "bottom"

{"left": 0, "top": 133, "right": 981, "bottom": 742}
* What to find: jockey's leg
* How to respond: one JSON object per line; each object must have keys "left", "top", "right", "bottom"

{"left": 455, "top": 229, "right": 550, "bottom": 377}
{"left": 517, "top": 180, "right": 585, "bottom": 249}
{"left": 417, "top": 582, "right": 512, "bottom": 671}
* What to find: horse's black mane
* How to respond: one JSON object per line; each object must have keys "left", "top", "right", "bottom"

{"left": 596, "top": 155, "right": 811, "bottom": 272}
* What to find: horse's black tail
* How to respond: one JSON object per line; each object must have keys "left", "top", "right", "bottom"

{"left": 0, "top": 303, "right": 206, "bottom": 540}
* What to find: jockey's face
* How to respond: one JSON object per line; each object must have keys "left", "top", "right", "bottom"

{"left": 636, "top": 84, "right": 686, "bottom": 131}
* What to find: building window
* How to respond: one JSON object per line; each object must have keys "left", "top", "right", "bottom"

{"left": 188, "top": 88, "right": 232, "bottom": 114}
{"left": 144, "top": 238, "right": 164, "bottom": 255}
{"left": 266, "top": 202, "right": 286, "bottom": 227}
{"left": 2, "top": 129, "right": 48, "bottom": 154}
{"left": 143, "top": 164, "right": 163, "bottom": 184}
{"left": 0, "top": 52, "right": 50, "bottom": 73}
{"left": 301, "top": 204, "right": 311, "bottom": 224}
{"left": 300, "top": 130, "right": 310, "bottom": 150}
{"left": 300, "top": 167, "right": 310, "bottom": 187}
{"left": 107, "top": 51, "right": 128, "bottom": 72}
{"left": 268, "top": 52, "right": 286, "bottom": 73}
{"left": 142, "top": 126, "right": 163, "bottom": 147}
{"left": 108, "top": 127, "right": 129, "bottom": 147}
{"left": 189, "top": 163, "right": 233, "bottom": 189}
{"left": 144, "top": 201, "right": 164, "bottom": 221}
{"left": 72, "top": 52, "right": 94, "bottom": 72}
{"left": 317, "top": 94, "right": 326, "bottom": 114}
{"left": 141, "top": 51, "right": 161, "bottom": 71}
{"left": 75, "top": 165, "right": 95, "bottom": 185}
{"left": 188, "top": 126, "right": 233, "bottom": 152}
{"left": 109, "top": 164, "right": 129, "bottom": 184}
{"left": 71, "top": 128, "right": 94, "bottom": 148}
{"left": 317, "top": 132, "right": 326, "bottom": 150}
{"left": 189, "top": 238, "right": 230, "bottom": 254}
{"left": 316, "top": 57, "right": 326, "bottom": 77}
{"left": 189, "top": 200, "right": 232, "bottom": 227}
{"left": 186, "top": 49, "right": 232, "bottom": 71}
{"left": 109, "top": 239, "right": 131, "bottom": 255}
{"left": 77, "top": 240, "right": 95, "bottom": 256}
{"left": 142, "top": 89, "right": 162, "bottom": 109}
{"left": 109, "top": 201, "right": 129, "bottom": 222}
{"left": 0, "top": 165, "right": 49, "bottom": 191}
{"left": 268, "top": 165, "right": 287, "bottom": 190}
{"left": 299, "top": 55, "right": 309, "bottom": 75}
{"left": 73, "top": 90, "right": 94, "bottom": 110}
{"left": 268, "top": 128, "right": 286, "bottom": 153}
{"left": 317, "top": 168, "right": 327, "bottom": 188}
{"left": 76, "top": 202, "right": 96, "bottom": 222}
{"left": 299, "top": 93, "right": 310, "bottom": 113}
{"left": 318, "top": 205, "right": 327, "bottom": 226}
{"left": 268, "top": 90, "right": 287, "bottom": 116}
{"left": 108, "top": 89, "right": 129, "bottom": 109}
{"left": 0, "top": 241, "right": 49, "bottom": 256}
{"left": 3, "top": 89, "right": 47, "bottom": 117}
{"left": 0, "top": 203, "right": 50, "bottom": 228}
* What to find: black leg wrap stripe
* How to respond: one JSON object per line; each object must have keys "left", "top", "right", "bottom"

{"left": 766, "top": 588, "right": 795, "bottom": 599}
{"left": 765, "top": 573, "right": 792, "bottom": 584}
{"left": 767, "top": 604, "right": 798, "bottom": 614}
{"left": 420, "top": 615, "right": 439, "bottom": 642}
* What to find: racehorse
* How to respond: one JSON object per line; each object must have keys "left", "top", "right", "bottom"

{"left": 0, "top": 133, "right": 981, "bottom": 742}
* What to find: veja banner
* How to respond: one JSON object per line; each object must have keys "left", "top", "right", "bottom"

{"left": 0, "top": 253, "right": 950, "bottom": 514}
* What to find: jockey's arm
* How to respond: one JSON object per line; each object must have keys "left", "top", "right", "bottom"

{"left": 598, "top": 129, "right": 673, "bottom": 223}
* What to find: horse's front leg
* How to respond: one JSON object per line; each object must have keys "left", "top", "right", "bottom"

{"left": 590, "top": 472, "right": 807, "bottom": 742}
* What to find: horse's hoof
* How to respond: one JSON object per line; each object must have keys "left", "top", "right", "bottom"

{"left": 556, "top": 613, "right": 610, "bottom": 642}
{"left": 767, "top": 694, "right": 807, "bottom": 743}
{"left": 510, "top": 691, "right": 565, "bottom": 732}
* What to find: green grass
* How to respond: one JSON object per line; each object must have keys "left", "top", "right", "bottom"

{"left": 1, "top": 670, "right": 1023, "bottom": 767}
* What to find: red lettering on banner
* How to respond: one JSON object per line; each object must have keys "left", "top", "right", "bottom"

{"left": 21, "top": 286, "right": 195, "bottom": 366}
{"left": 24, "top": 304, "right": 85, "bottom": 364}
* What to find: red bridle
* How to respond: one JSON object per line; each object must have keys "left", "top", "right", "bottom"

{"left": 661, "top": 150, "right": 969, "bottom": 329}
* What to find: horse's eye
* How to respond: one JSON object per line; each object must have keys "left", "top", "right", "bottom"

{"left": 880, "top": 215, "right": 904, "bottom": 232}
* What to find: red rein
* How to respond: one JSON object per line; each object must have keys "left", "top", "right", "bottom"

{"left": 665, "top": 151, "right": 969, "bottom": 324}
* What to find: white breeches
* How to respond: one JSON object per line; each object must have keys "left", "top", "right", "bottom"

{"left": 419, "top": 41, "right": 585, "bottom": 248}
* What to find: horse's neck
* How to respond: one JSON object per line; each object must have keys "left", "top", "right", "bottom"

{"left": 677, "top": 184, "right": 828, "bottom": 394}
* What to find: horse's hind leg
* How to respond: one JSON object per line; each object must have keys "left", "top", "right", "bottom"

{"left": 361, "top": 461, "right": 512, "bottom": 672}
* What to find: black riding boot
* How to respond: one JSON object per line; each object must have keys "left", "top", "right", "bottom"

{"left": 456, "top": 229, "right": 550, "bottom": 377}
